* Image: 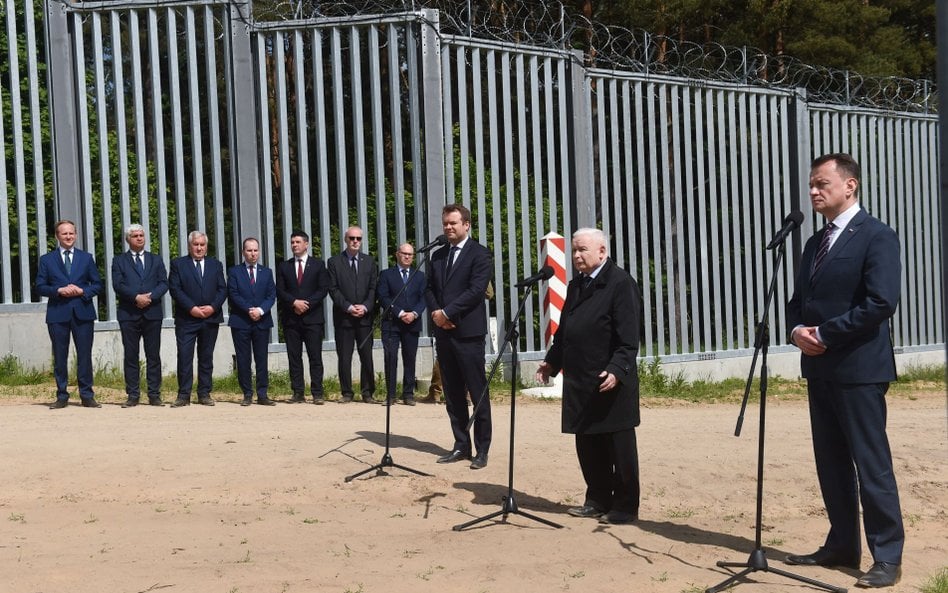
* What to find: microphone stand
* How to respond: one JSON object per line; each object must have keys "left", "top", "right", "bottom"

{"left": 706, "top": 241, "right": 844, "bottom": 593}
{"left": 453, "top": 281, "right": 563, "bottom": 531}
{"left": 345, "top": 249, "right": 436, "bottom": 482}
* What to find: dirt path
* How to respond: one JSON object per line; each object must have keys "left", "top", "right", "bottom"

{"left": 1, "top": 391, "right": 945, "bottom": 593}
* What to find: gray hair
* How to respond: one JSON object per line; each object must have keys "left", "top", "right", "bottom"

{"left": 124, "top": 223, "right": 145, "bottom": 239}
{"left": 572, "top": 227, "right": 609, "bottom": 254}
{"left": 187, "top": 230, "right": 207, "bottom": 244}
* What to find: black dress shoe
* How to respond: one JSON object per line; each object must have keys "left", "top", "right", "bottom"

{"left": 148, "top": 398, "right": 165, "bottom": 406}
{"left": 470, "top": 453, "right": 488, "bottom": 470}
{"left": 437, "top": 450, "right": 471, "bottom": 463}
{"left": 81, "top": 398, "right": 102, "bottom": 408}
{"left": 257, "top": 398, "right": 276, "bottom": 406}
{"left": 600, "top": 510, "right": 638, "bottom": 524}
{"left": 121, "top": 399, "right": 139, "bottom": 408}
{"left": 855, "top": 562, "right": 901, "bottom": 588}
{"left": 49, "top": 399, "right": 68, "bottom": 409}
{"left": 197, "top": 397, "right": 215, "bottom": 406}
{"left": 361, "top": 396, "right": 377, "bottom": 404}
{"left": 171, "top": 399, "right": 190, "bottom": 408}
{"left": 566, "top": 505, "right": 605, "bottom": 519}
{"left": 785, "top": 548, "right": 861, "bottom": 569}
{"left": 338, "top": 396, "right": 353, "bottom": 404}
{"left": 312, "top": 397, "right": 325, "bottom": 405}
{"left": 241, "top": 398, "right": 252, "bottom": 407}
{"left": 402, "top": 397, "right": 416, "bottom": 406}
{"left": 288, "top": 394, "right": 306, "bottom": 403}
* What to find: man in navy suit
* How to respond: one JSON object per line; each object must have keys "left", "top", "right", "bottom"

{"left": 228, "top": 237, "right": 277, "bottom": 406}
{"left": 377, "top": 243, "right": 426, "bottom": 406}
{"left": 276, "top": 230, "right": 331, "bottom": 404}
{"left": 168, "top": 230, "right": 227, "bottom": 407}
{"left": 328, "top": 226, "right": 379, "bottom": 403}
{"left": 425, "top": 204, "right": 493, "bottom": 469}
{"left": 112, "top": 223, "right": 168, "bottom": 407}
{"left": 36, "top": 220, "right": 103, "bottom": 409}
{"left": 785, "top": 153, "right": 904, "bottom": 589}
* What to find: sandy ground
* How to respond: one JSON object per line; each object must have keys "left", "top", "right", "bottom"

{"left": 0, "top": 389, "right": 945, "bottom": 593}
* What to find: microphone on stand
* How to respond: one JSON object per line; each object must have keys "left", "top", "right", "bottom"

{"left": 765, "top": 211, "right": 804, "bottom": 250}
{"left": 515, "top": 265, "right": 555, "bottom": 288}
{"left": 417, "top": 235, "right": 447, "bottom": 254}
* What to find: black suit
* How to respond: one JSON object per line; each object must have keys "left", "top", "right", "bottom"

{"left": 424, "top": 239, "right": 493, "bottom": 456}
{"left": 277, "top": 255, "right": 331, "bottom": 399}
{"left": 787, "top": 208, "right": 904, "bottom": 565}
{"left": 377, "top": 266, "right": 426, "bottom": 401}
{"left": 328, "top": 250, "right": 378, "bottom": 399}
{"left": 112, "top": 250, "right": 168, "bottom": 401}
{"left": 543, "top": 258, "right": 641, "bottom": 515}
{"left": 168, "top": 256, "right": 227, "bottom": 401}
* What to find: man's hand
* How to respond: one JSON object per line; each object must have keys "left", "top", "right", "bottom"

{"left": 292, "top": 299, "right": 310, "bottom": 315}
{"left": 248, "top": 307, "right": 263, "bottom": 322}
{"left": 598, "top": 371, "right": 617, "bottom": 392}
{"left": 792, "top": 326, "right": 826, "bottom": 356}
{"left": 398, "top": 311, "right": 416, "bottom": 324}
{"left": 431, "top": 309, "right": 455, "bottom": 330}
{"left": 536, "top": 361, "right": 553, "bottom": 384}
{"left": 349, "top": 304, "right": 367, "bottom": 318}
{"left": 57, "top": 284, "right": 83, "bottom": 297}
{"left": 134, "top": 293, "right": 152, "bottom": 309}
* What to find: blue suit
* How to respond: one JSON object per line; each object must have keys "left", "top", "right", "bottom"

{"left": 377, "top": 266, "right": 426, "bottom": 401}
{"left": 424, "top": 239, "right": 493, "bottom": 456}
{"left": 787, "top": 208, "right": 904, "bottom": 565}
{"left": 36, "top": 247, "right": 103, "bottom": 402}
{"left": 228, "top": 263, "right": 276, "bottom": 400}
{"left": 112, "top": 250, "right": 168, "bottom": 400}
{"left": 169, "top": 256, "right": 227, "bottom": 401}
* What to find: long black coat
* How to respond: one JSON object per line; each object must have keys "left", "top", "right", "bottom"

{"left": 544, "top": 258, "right": 641, "bottom": 434}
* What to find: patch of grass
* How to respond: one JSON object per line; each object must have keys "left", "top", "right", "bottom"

{"left": 897, "top": 363, "right": 946, "bottom": 383}
{"left": 83, "top": 514, "right": 98, "bottom": 524}
{"left": 343, "top": 585, "right": 364, "bottom": 593}
{"left": 8, "top": 512, "right": 25, "bottom": 523}
{"left": 920, "top": 567, "right": 948, "bottom": 593}
{"left": 0, "top": 355, "right": 50, "bottom": 386}
{"left": 302, "top": 517, "right": 319, "bottom": 524}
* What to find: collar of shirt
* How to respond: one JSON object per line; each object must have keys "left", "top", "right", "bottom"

{"left": 60, "top": 246, "right": 73, "bottom": 257}
{"left": 450, "top": 237, "right": 470, "bottom": 252}
{"left": 295, "top": 254, "right": 308, "bottom": 265}
{"left": 586, "top": 258, "right": 608, "bottom": 281}
{"left": 826, "top": 202, "right": 862, "bottom": 249}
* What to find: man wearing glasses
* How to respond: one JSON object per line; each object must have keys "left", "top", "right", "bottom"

{"left": 328, "top": 226, "right": 379, "bottom": 403}
{"left": 377, "top": 243, "right": 426, "bottom": 406}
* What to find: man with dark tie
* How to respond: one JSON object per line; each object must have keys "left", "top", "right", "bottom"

{"left": 536, "top": 228, "right": 642, "bottom": 525}
{"left": 228, "top": 237, "right": 277, "bottom": 406}
{"left": 111, "top": 223, "right": 168, "bottom": 407}
{"left": 328, "top": 226, "right": 379, "bottom": 403}
{"left": 785, "top": 153, "right": 905, "bottom": 589}
{"left": 36, "top": 220, "right": 103, "bottom": 409}
{"left": 377, "top": 243, "right": 426, "bottom": 406}
{"left": 276, "top": 230, "right": 331, "bottom": 404}
{"left": 425, "top": 204, "right": 493, "bottom": 470}
{"left": 168, "top": 230, "right": 227, "bottom": 407}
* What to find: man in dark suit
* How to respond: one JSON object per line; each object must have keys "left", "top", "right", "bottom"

{"left": 377, "top": 242, "right": 426, "bottom": 406}
{"left": 168, "top": 230, "right": 227, "bottom": 407}
{"left": 785, "top": 153, "right": 904, "bottom": 589}
{"left": 536, "top": 228, "right": 641, "bottom": 525}
{"left": 228, "top": 237, "right": 277, "bottom": 406}
{"left": 36, "top": 220, "right": 103, "bottom": 409}
{"left": 425, "top": 204, "right": 493, "bottom": 470}
{"left": 276, "top": 230, "right": 331, "bottom": 404}
{"left": 111, "top": 223, "right": 168, "bottom": 407}
{"left": 328, "top": 226, "right": 378, "bottom": 403}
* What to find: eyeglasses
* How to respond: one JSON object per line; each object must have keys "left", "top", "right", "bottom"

{"left": 346, "top": 236, "right": 363, "bottom": 241}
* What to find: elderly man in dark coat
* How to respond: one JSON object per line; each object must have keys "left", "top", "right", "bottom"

{"left": 536, "top": 227, "right": 642, "bottom": 525}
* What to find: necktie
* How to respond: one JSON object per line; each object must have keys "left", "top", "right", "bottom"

{"left": 195, "top": 260, "right": 202, "bottom": 278}
{"left": 134, "top": 253, "right": 144, "bottom": 275}
{"left": 812, "top": 222, "right": 837, "bottom": 273}
{"left": 297, "top": 259, "right": 303, "bottom": 286}
{"left": 64, "top": 250, "right": 72, "bottom": 275}
{"left": 581, "top": 274, "right": 593, "bottom": 291}
{"left": 350, "top": 256, "right": 358, "bottom": 275}
{"left": 445, "top": 246, "right": 459, "bottom": 278}
{"left": 401, "top": 268, "right": 409, "bottom": 284}
{"left": 248, "top": 265, "right": 255, "bottom": 286}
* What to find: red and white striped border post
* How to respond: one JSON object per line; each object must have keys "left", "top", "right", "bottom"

{"left": 540, "top": 232, "right": 567, "bottom": 349}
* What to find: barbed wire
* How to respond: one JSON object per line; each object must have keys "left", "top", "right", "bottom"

{"left": 250, "top": 0, "right": 936, "bottom": 113}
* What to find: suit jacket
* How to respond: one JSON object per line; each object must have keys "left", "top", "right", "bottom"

{"left": 227, "top": 263, "right": 276, "bottom": 329}
{"left": 276, "top": 256, "right": 331, "bottom": 327}
{"left": 544, "top": 258, "right": 641, "bottom": 434}
{"left": 424, "top": 239, "right": 492, "bottom": 339}
{"left": 786, "top": 209, "right": 900, "bottom": 383}
{"left": 328, "top": 251, "right": 379, "bottom": 328}
{"left": 112, "top": 250, "right": 168, "bottom": 321}
{"left": 36, "top": 247, "right": 103, "bottom": 323}
{"left": 168, "top": 256, "right": 227, "bottom": 326}
{"left": 377, "top": 266, "right": 426, "bottom": 333}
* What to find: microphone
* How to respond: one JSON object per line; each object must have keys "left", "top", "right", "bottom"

{"left": 515, "top": 265, "right": 555, "bottom": 288}
{"left": 417, "top": 235, "right": 447, "bottom": 254}
{"left": 765, "top": 210, "right": 804, "bottom": 250}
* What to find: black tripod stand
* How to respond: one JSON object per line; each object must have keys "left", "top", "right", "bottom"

{"left": 707, "top": 243, "right": 844, "bottom": 593}
{"left": 453, "top": 283, "right": 563, "bottom": 531}
{"left": 344, "top": 251, "right": 434, "bottom": 483}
